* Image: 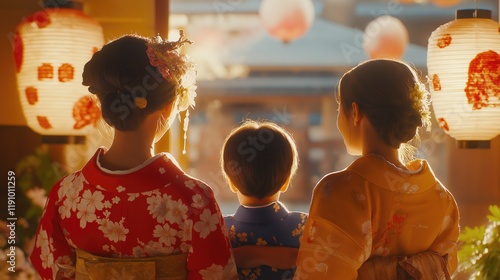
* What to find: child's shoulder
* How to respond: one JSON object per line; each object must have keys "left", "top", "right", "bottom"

{"left": 223, "top": 214, "right": 235, "bottom": 221}
{"left": 278, "top": 202, "right": 308, "bottom": 222}
{"left": 286, "top": 211, "right": 308, "bottom": 225}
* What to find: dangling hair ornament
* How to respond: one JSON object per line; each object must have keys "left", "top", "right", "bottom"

{"left": 146, "top": 30, "right": 197, "bottom": 154}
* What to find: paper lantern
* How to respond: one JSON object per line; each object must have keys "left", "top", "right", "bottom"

{"left": 431, "top": 0, "right": 462, "bottom": 8}
{"left": 14, "top": 7, "right": 104, "bottom": 136}
{"left": 427, "top": 9, "right": 500, "bottom": 144}
{"left": 363, "top": 15, "right": 409, "bottom": 59}
{"left": 259, "top": 0, "right": 315, "bottom": 43}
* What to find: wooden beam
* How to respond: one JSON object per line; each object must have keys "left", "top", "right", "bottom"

{"left": 155, "top": 0, "right": 169, "bottom": 37}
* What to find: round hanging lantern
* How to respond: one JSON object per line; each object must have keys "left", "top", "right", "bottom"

{"left": 427, "top": 9, "right": 500, "bottom": 145}
{"left": 14, "top": 7, "right": 104, "bottom": 136}
{"left": 259, "top": 0, "right": 315, "bottom": 43}
{"left": 363, "top": 15, "right": 409, "bottom": 59}
{"left": 431, "top": 0, "right": 462, "bottom": 8}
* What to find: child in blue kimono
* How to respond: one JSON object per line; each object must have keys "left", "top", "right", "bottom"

{"left": 221, "top": 120, "right": 308, "bottom": 280}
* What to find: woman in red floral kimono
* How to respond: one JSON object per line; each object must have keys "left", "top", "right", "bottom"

{"left": 30, "top": 32, "right": 237, "bottom": 280}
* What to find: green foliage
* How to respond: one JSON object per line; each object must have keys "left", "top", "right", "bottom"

{"left": 458, "top": 205, "right": 500, "bottom": 279}
{"left": 16, "top": 145, "right": 66, "bottom": 193}
{"left": 1, "top": 145, "right": 66, "bottom": 253}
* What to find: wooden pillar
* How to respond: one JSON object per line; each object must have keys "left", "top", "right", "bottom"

{"left": 283, "top": 103, "right": 311, "bottom": 202}
{"left": 447, "top": 136, "right": 500, "bottom": 228}
{"left": 155, "top": 0, "right": 169, "bottom": 37}
{"left": 320, "top": 94, "right": 338, "bottom": 140}
{"left": 153, "top": 0, "right": 172, "bottom": 154}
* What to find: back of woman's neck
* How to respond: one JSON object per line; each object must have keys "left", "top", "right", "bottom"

{"left": 363, "top": 148, "right": 406, "bottom": 170}
{"left": 100, "top": 131, "right": 155, "bottom": 170}
{"left": 359, "top": 124, "right": 406, "bottom": 170}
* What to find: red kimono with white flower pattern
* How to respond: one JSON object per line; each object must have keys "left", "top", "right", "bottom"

{"left": 30, "top": 148, "right": 236, "bottom": 280}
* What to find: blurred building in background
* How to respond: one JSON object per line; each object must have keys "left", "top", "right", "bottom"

{"left": 169, "top": 0, "right": 497, "bottom": 206}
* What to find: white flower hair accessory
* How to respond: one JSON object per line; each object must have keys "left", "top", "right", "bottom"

{"left": 409, "top": 83, "right": 431, "bottom": 131}
{"left": 146, "top": 30, "right": 197, "bottom": 154}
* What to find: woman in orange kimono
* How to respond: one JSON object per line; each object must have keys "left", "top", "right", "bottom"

{"left": 294, "top": 59, "right": 460, "bottom": 279}
{"left": 30, "top": 32, "right": 237, "bottom": 280}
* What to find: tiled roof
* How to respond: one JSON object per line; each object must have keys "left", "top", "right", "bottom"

{"left": 219, "top": 18, "right": 427, "bottom": 70}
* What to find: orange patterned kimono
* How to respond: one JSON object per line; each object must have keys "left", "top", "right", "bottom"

{"left": 294, "top": 154, "right": 459, "bottom": 279}
{"left": 30, "top": 148, "right": 236, "bottom": 280}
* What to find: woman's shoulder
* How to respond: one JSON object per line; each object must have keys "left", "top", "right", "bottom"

{"left": 54, "top": 170, "right": 86, "bottom": 187}
{"left": 158, "top": 154, "right": 217, "bottom": 199}
{"left": 178, "top": 173, "right": 216, "bottom": 198}
{"left": 311, "top": 166, "right": 376, "bottom": 205}
{"left": 47, "top": 170, "right": 86, "bottom": 203}
{"left": 315, "top": 169, "right": 363, "bottom": 191}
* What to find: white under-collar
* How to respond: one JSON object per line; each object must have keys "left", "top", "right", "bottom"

{"left": 96, "top": 148, "right": 165, "bottom": 175}
{"left": 241, "top": 201, "right": 278, "bottom": 209}
{"left": 370, "top": 154, "right": 423, "bottom": 175}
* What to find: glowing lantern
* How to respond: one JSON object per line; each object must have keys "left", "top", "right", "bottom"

{"left": 14, "top": 7, "right": 104, "bottom": 136}
{"left": 259, "top": 0, "right": 315, "bottom": 43}
{"left": 363, "top": 15, "right": 409, "bottom": 59}
{"left": 427, "top": 9, "right": 500, "bottom": 146}
{"left": 431, "top": 0, "right": 462, "bottom": 8}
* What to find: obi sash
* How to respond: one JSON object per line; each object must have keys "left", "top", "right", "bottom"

{"left": 75, "top": 249, "right": 188, "bottom": 280}
{"left": 357, "top": 251, "right": 450, "bottom": 280}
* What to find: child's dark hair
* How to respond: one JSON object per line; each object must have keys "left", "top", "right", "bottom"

{"left": 338, "top": 59, "right": 431, "bottom": 149}
{"left": 221, "top": 120, "right": 299, "bottom": 200}
{"left": 82, "top": 35, "right": 176, "bottom": 131}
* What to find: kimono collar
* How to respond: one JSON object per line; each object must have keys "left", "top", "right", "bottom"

{"left": 347, "top": 154, "right": 437, "bottom": 193}
{"left": 233, "top": 201, "right": 290, "bottom": 224}
{"left": 81, "top": 147, "right": 185, "bottom": 193}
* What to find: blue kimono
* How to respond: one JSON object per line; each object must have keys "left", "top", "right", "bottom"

{"left": 224, "top": 201, "right": 308, "bottom": 280}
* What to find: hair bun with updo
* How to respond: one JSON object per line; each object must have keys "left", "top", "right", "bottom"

{"left": 82, "top": 35, "right": 176, "bottom": 131}
{"left": 339, "top": 59, "right": 431, "bottom": 148}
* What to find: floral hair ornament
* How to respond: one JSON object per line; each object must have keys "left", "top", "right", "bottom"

{"left": 409, "top": 83, "right": 432, "bottom": 131}
{"left": 146, "top": 30, "right": 197, "bottom": 154}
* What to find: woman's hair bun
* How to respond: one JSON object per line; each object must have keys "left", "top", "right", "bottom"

{"left": 82, "top": 35, "right": 176, "bottom": 131}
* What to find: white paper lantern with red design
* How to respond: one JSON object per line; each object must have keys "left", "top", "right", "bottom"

{"left": 259, "top": 0, "right": 315, "bottom": 43}
{"left": 14, "top": 8, "right": 104, "bottom": 136}
{"left": 427, "top": 9, "right": 500, "bottom": 143}
{"left": 363, "top": 15, "right": 409, "bottom": 59}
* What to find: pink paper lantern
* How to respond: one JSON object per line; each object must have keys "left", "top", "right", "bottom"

{"left": 259, "top": 0, "right": 315, "bottom": 43}
{"left": 363, "top": 15, "right": 409, "bottom": 59}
